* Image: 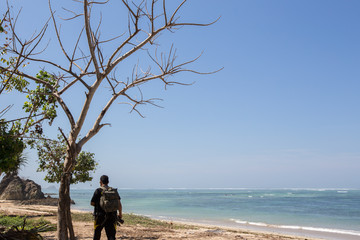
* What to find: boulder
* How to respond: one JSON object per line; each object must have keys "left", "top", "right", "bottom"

{"left": 24, "top": 179, "right": 45, "bottom": 199}
{"left": 0, "top": 173, "right": 45, "bottom": 200}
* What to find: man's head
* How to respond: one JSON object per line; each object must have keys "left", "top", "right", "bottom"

{"left": 100, "top": 175, "right": 109, "bottom": 185}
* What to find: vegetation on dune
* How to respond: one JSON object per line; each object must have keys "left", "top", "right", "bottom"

{"left": 70, "top": 212, "right": 191, "bottom": 229}
{"left": 0, "top": 215, "right": 55, "bottom": 231}
{"left": 0, "top": 212, "right": 191, "bottom": 230}
{"left": 0, "top": 211, "right": 193, "bottom": 239}
{"left": 0, "top": 215, "right": 56, "bottom": 239}
{"left": 122, "top": 214, "right": 179, "bottom": 228}
{"left": 69, "top": 212, "right": 93, "bottom": 223}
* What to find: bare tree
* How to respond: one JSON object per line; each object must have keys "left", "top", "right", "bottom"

{"left": 1, "top": 0, "right": 220, "bottom": 239}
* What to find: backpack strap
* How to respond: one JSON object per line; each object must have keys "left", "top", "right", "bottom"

{"left": 100, "top": 186, "right": 112, "bottom": 191}
{"left": 100, "top": 186, "right": 110, "bottom": 194}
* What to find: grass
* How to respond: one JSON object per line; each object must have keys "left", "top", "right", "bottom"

{"left": 0, "top": 212, "right": 192, "bottom": 233}
{"left": 70, "top": 212, "right": 93, "bottom": 222}
{"left": 70, "top": 212, "right": 192, "bottom": 229}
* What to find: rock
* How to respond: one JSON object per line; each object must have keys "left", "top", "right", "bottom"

{"left": 0, "top": 173, "right": 45, "bottom": 200}
{"left": 24, "top": 179, "right": 45, "bottom": 199}
{"left": 21, "top": 196, "right": 59, "bottom": 206}
{"left": 21, "top": 196, "right": 75, "bottom": 206}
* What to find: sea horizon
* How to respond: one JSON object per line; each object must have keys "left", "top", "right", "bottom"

{"left": 45, "top": 186, "right": 360, "bottom": 190}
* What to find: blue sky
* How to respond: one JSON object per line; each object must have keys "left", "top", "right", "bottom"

{"left": 2, "top": 0, "right": 360, "bottom": 189}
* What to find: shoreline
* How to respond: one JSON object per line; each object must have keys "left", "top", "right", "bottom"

{"left": 69, "top": 202, "right": 360, "bottom": 240}
{"left": 0, "top": 200, "right": 318, "bottom": 240}
{"left": 147, "top": 215, "right": 360, "bottom": 240}
{"left": 1, "top": 199, "right": 358, "bottom": 240}
{"left": 70, "top": 202, "right": 359, "bottom": 240}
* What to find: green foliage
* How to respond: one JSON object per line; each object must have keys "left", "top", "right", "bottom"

{"left": 0, "top": 215, "right": 55, "bottom": 239}
{"left": 0, "top": 49, "right": 29, "bottom": 92}
{"left": 0, "top": 23, "right": 4, "bottom": 33}
{"left": 0, "top": 17, "right": 29, "bottom": 93}
{"left": 24, "top": 71, "right": 58, "bottom": 122}
{"left": 0, "top": 17, "right": 59, "bottom": 179}
{"left": 122, "top": 214, "right": 189, "bottom": 229}
{"left": 0, "top": 121, "right": 25, "bottom": 175}
{"left": 122, "top": 214, "right": 166, "bottom": 227}
{"left": 0, "top": 215, "right": 56, "bottom": 231}
{"left": 0, "top": 70, "right": 59, "bottom": 139}
{"left": 1, "top": 16, "right": 58, "bottom": 135}
{"left": 0, "top": 19, "right": 5, "bottom": 33}
{"left": 0, "top": 215, "right": 25, "bottom": 228}
{"left": 36, "top": 135, "right": 98, "bottom": 184}
{"left": 72, "top": 152, "right": 97, "bottom": 183}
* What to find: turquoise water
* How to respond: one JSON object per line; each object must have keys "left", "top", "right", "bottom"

{"left": 50, "top": 188, "right": 360, "bottom": 238}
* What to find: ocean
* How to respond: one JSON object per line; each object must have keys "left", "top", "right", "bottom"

{"left": 46, "top": 188, "right": 360, "bottom": 240}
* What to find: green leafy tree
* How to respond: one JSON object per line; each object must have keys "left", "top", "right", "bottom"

{"left": 0, "top": 13, "right": 58, "bottom": 178}
{"left": 0, "top": 14, "right": 27, "bottom": 177}
{"left": 1, "top": 11, "right": 57, "bottom": 132}
{"left": 0, "top": 121, "right": 25, "bottom": 176}
{"left": 0, "top": 69, "right": 58, "bottom": 176}
{"left": 21, "top": 70, "right": 58, "bottom": 131}
{"left": 36, "top": 135, "right": 97, "bottom": 184}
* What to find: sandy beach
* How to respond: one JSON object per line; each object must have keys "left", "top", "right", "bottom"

{"left": 0, "top": 200, "right": 325, "bottom": 240}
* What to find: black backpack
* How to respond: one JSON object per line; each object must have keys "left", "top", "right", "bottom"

{"left": 99, "top": 187, "right": 120, "bottom": 213}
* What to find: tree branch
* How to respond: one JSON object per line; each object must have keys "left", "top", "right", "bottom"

{"left": 84, "top": 0, "right": 101, "bottom": 78}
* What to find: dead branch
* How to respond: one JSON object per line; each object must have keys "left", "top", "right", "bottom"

{"left": 84, "top": 0, "right": 101, "bottom": 78}
{"left": 0, "top": 105, "right": 13, "bottom": 119}
{"left": 3, "top": 0, "right": 220, "bottom": 135}
{"left": 2, "top": 0, "right": 220, "bottom": 156}
{"left": 1, "top": 3, "right": 220, "bottom": 239}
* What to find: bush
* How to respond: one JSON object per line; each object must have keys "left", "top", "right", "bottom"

{"left": 0, "top": 215, "right": 56, "bottom": 239}
{"left": 0, "top": 215, "right": 56, "bottom": 231}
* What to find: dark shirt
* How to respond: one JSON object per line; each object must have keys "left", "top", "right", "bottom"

{"left": 91, "top": 187, "right": 121, "bottom": 216}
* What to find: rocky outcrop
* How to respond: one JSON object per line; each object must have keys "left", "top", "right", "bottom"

{"left": 20, "top": 196, "right": 60, "bottom": 206}
{"left": 0, "top": 174, "right": 45, "bottom": 200}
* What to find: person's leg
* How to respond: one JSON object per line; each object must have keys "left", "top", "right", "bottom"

{"left": 104, "top": 214, "right": 117, "bottom": 240}
{"left": 93, "top": 215, "right": 105, "bottom": 240}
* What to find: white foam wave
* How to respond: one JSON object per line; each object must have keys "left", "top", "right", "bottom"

{"left": 230, "top": 219, "right": 267, "bottom": 227}
{"left": 337, "top": 190, "right": 348, "bottom": 193}
{"left": 230, "top": 219, "right": 360, "bottom": 237}
{"left": 279, "top": 225, "right": 360, "bottom": 237}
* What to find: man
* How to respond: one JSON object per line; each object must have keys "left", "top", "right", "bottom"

{"left": 91, "top": 175, "right": 123, "bottom": 240}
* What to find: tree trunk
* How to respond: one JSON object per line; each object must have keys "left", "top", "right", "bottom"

{"left": 57, "top": 137, "right": 79, "bottom": 240}
{"left": 57, "top": 172, "right": 75, "bottom": 240}
{"left": 67, "top": 202, "right": 75, "bottom": 240}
